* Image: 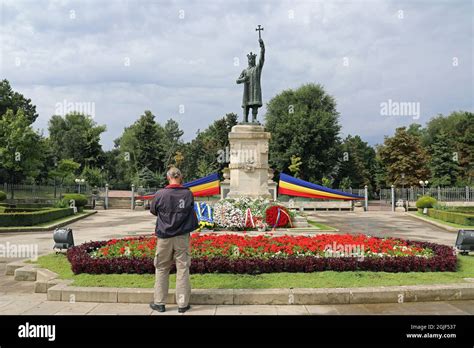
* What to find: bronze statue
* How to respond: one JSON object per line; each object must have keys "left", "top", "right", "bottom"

{"left": 236, "top": 25, "right": 265, "bottom": 123}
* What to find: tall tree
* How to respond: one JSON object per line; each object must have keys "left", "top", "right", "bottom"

{"left": 377, "top": 127, "right": 430, "bottom": 187}
{"left": 115, "top": 111, "right": 166, "bottom": 185}
{"left": 0, "top": 109, "right": 44, "bottom": 196}
{"left": 0, "top": 79, "right": 38, "bottom": 124}
{"left": 180, "top": 113, "right": 237, "bottom": 181}
{"left": 334, "top": 135, "right": 376, "bottom": 189}
{"left": 428, "top": 131, "right": 460, "bottom": 186}
{"left": 265, "top": 83, "right": 341, "bottom": 183}
{"left": 48, "top": 112, "right": 106, "bottom": 168}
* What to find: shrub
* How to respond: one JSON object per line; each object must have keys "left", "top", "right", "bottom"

{"left": 0, "top": 208, "right": 74, "bottom": 227}
{"left": 427, "top": 209, "right": 474, "bottom": 226}
{"left": 62, "top": 194, "right": 88, "bottom": 208}
{"left": 54, "top": 199, "right": 69, "bottom": 208}
{"left": 0, "top": 191, "right": 6, "bottom": 202}
{"left": 416, "top": 196, "right": 437, "bottom": 209}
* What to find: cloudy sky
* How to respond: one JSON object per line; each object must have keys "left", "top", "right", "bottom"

{"left": 1, "top": 0, "right": 472, "bottom": 149}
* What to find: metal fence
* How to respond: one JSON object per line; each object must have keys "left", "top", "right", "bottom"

{"left": 379, "top": 186, "right": 474, "bottom": 203}
{"left": 1, "top": 183, "right": 93, "bottom": 200}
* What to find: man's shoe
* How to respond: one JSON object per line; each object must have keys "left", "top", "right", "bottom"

{"left": 149, "top": 303, "right": 166, "bottom": 312}
{"left": 178, "top": 305, "right": 191, "bottom": 313}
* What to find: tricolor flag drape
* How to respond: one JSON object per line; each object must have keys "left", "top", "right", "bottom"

{"left": 136, "top": 173, "right": 220, "bottom": 200}
{"left": 184, "top": 173, "right": 220, "bottom": 197}
{"left": 278, "top": 173, "right": 363, "bottom": 200}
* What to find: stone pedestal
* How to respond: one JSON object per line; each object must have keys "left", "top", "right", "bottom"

{"left": 227, "top": 124, "right": 272, "bottom": 199}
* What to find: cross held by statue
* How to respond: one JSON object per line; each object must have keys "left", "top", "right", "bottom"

{"left": 256, "top": 25, "right": 264, "bottom": 39}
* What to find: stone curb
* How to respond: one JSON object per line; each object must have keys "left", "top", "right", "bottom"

{"left": 8, "top": 261, "right": 474, "bottom": 305}
{"left": 404, "top": 212, "right": 459, "bottom": 232}
{"left": 45, "top": 282, "right": 474, "bottom": 305}
{"left": 0, "top": 210, "right": 97, "bottom": 233}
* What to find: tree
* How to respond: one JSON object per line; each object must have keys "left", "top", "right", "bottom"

{"left": 49, "top": 159, "right": 81, "bottom": 186}
{"left": 162, "top": 119, "right": 184, "bottom": 168}
{"left": 428, "top": 131, "right": 460, "bottom": 187}
{"left": 180, "top": 113, "right": 237, "bottom": 181}
{"left": 424, "top": 111, "right": 473, "bottom": 185}
{"left": 48, "top": 112, "right": 106, "bottom": 168}
{"left": 0, "top": 109, "right": 44, "bottom": 197}
{"left": 115, "top": 111, "right": 166, "bottom": 185}
{"left": 377, "top": 127, "right": 430, "bottom": 187}
{"left": 265, "top": 83, "right": 341, "bottom": 183}
{"left": 0, "top": 79, "right": 38, "bottom": 124}
{"left": 334, "top": 135, "right": 376, "bottom": 190}
{"left": 81, "top": 166, "right": 105, "bottom": 187}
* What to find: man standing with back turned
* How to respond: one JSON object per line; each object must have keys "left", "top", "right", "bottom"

{"left": 149, "top": 167, "right": 198, "bottom": 313}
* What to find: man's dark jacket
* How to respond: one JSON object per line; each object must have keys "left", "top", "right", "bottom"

{"left": 150, "top": 184, "right": 199, "bottom": 238}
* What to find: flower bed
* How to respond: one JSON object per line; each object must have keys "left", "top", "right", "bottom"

{"left": 67, "top": 233, "right": 457, "bottom": 275}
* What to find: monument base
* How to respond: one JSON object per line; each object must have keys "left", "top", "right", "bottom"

{"left": 226, "top": 124, "right": 273, "bottom": 199}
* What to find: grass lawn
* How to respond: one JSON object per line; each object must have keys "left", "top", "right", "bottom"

{"left": 413, "top": 212, "right": 473, "bottom": 230}
{"left": 34, "top": 253, "right": 474, "bottom": 289}
{"left": 307, "top": 220, "right": 336, "bottom": 230}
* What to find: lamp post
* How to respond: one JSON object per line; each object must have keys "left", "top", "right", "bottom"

{"left": 75, "top": 178, "right": 85, "bottom": 194}
{"left": 419, "top": 180, "right": 429, "bottom": 196}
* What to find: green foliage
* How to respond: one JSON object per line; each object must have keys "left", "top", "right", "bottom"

{"left": 115, "top": 111, "right": 166, "bottom": 185}
{"left": 54, "top": 199, "right": 69, "bottom": 208}
{"left": 426, "top": 209, "right": 474, "bottom": 226}
{"left": 265, "top": 83, "right": 341, "bottom": 183}
{"left": 180, "top": 113, "right": 237, "bottom": 181}
{"left": 429, "top": 131, "right": 460, "bottom": 187}
{"left": 0, "top": 109, "right": 44, "bottom": 189}
{"left": 48, "top": 112, "right": 106, "bottom": 169}
{"left": 62, "top": 194, "right": 88, "bottom": 207}
{"left": 49, "top": 159, "right": 80, "bottom": 185}
{"left": 416, "top": 196, "right": 438, "bottom": 209}
{"left": 377, "top": 127, "right": 430, "bottom": 187}
{"left": 81, "top": 166, "right": 104, "bottom": 187}
{"left": 321, "top": 177, "right": 333, "bottom": 188}
{"left": 0, "top": 208, "right": 73, "bottom": 227}
{"left": 334, "top": 135, "right": 376, "bottom": 189}
{"left": 0, "top": 191, "right": 6, "bottom": 201}
{"left": 0, "top": 79, "right": 38, "bottom": 124}
{"left": 288, "top": 155, "right": 302, "bottom": 178}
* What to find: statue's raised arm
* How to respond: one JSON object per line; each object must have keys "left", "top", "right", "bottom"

{"left": 258, "top": 38, "right": 265, "bottom": 69}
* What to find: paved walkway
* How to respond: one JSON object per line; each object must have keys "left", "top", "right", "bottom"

{"left": 309, "top": 211, "right": 457, "bottom": 246}
{"left": 0, "top": 209, "right": 466, "bottom": 315}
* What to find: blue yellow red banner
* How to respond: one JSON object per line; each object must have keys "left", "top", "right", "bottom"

{"left": 278, "top": 173, "right": 363, "bottom": 200}
{"left": 136, "top": 173, "right": 220, "bottom": 200}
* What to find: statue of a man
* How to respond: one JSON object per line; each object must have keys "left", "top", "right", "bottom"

{"left": 236, "top": 38, "right": 265, "bottom": 123}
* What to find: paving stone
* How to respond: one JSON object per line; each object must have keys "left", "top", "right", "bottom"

{"left": 304, "top": 305, "right": 339, "bottom": 315}
{"left": 215, "top": 305, "right": 278, "bottom": 315}
{"left": 87, "top": 303, "right": 153, "bottom": 315}
{"left": 275, "top": 305, "right": 309, "bottom": 315}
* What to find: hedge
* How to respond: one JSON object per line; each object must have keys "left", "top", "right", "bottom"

{"left": 0, "top": 191, "right": 6, "bottom": 202}
{"left": 426, "top": 209, "right": 474, "bottom": 226}
{"left": 67, "top": 239, "right": 457, "bottom": 275}
{"left": 0, "top": 208, "right": 74, "bottom": 227}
